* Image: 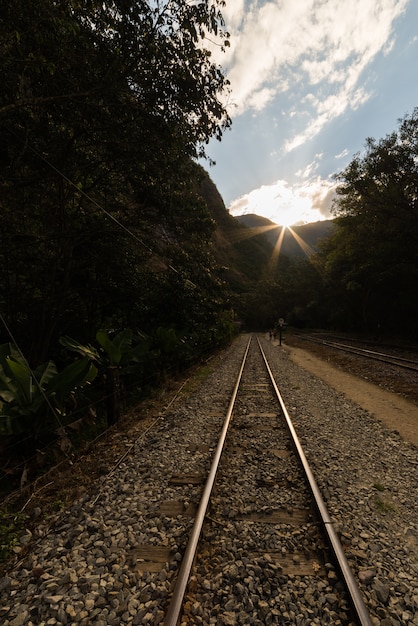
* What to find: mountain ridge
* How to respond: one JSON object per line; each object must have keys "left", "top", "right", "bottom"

{"left": 235, "top": 213, "right": 334, "bottom": 257}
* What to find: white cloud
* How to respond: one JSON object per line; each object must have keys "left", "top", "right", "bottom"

{"left": 228, "top": 176, "right": 337, "bottom": 225}
{"left": 284, "top": 83, "right": 371, "bottom": 152}
{"left": 218, "top": 0, "right": 409, "bottom": 144}
{"left": 247, "top": 87, "right": 276, "bottom": 111}
{"left": 335, "top": 148, "right": 349, "bottom": 159}
{"left": 295, "top": 156, "right": 322, "bottom": 179}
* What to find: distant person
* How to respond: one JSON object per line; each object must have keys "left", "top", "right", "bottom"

{"left": 269, "top": 330, "right": 272, "bottom": 340}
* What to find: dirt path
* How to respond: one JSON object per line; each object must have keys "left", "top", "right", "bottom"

{"left": 285, "top": 344, "right": 418, "bottom": 449}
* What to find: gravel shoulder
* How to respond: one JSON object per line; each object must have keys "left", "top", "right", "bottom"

{"left": 284, "top": 343, "right": 418, "bottom": 449}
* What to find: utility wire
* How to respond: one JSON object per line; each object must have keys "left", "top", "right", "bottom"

{"left": 0, "top": 128, "right": 203, "bottom": 460}
{"left": 5, "top": 127, "right": 188, "bottom": 280}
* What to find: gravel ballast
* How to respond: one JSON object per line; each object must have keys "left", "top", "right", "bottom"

{"left": 1, "top": 334, "right": 417, "bottom": 625}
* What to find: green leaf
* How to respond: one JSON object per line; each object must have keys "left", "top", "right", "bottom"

{"left": 96, "top": 330, "right": 121, "bottom": 366}
{"left": 112, "top": 329, "right": 133, "bottom": 355}
{"left": 0, "top": 344, "right": 11, "bottom": 366}
{"left": 5, "top": 358, "right": 32, "bottom": 405}
{"left": 0, "top": 389, "right": 15, "bottom": 403}
{"left": 156, "top": 327, "right": 178, "bottom": 353}
{"left": 0, "top": 414, "right": 21, "bottom": 436}
{"left": 34, "top": 360, "right": 58, "bottom": 390}
{"left": 127, "top": 336, "right": 153, "bottom": 363}
{"left": 0, "top": 343, "right": 26, "bottom": 369}
{"left": 0, "top": 366, "right": 21, "bottom": 405}
{"left": 46, "top": 357, "right": 97, "bottom": 401}
{"left": 85, "top": 362, "right": 98, "bottom": 384}
{"left": 59, "top": 336, "right": 100, "bottom": 361}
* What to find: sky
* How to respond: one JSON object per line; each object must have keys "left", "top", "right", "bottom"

{"left": 203, "top": 0, "right": 418, "bottom": 226}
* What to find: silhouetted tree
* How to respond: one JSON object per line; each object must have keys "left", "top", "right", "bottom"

{"left": 318, "top": 109, "right": 418, "bottom": 336}
{"left": 0, "top": 0, "right": 232, "bottom": 361}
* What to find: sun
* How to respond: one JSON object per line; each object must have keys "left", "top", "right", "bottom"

{"left": 278, "top": 212, "right": 299, "bottom": 228}
{"left": 268, "top": 188, "right": 315, "bottom": 227}
{"left": 273, "top": 192, "right": 330, "bottom": 227}
{"left": 275, "top": 201, "right": 310, "bottom": 227}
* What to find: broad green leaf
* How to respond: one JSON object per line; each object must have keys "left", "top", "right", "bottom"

{"left": 85, "top": 362, "right": 98, "bottom": 384}
{"left": 96, "top": 330, "right": 121, "bottom": 366}
{"left": 156, "top": 327, "right": 178, "bottom": 353}
{"left": 127, "top": 337, "right": 153, "bottom": 362}
{"left": 59, "top": 336, "right": 100, "bottom": 361}
{"left": 34, "top": 360, "right": 58, "bottom": 390}
{"left": 112, "top": 329, "right": 133, "bottom": 355}
{"left": 0, "top": 343, "right": 27, "bottom": 370}
{"left": 0, "top": 344, "right": 12, "bottom": 367}
{"left": 0, "top": 367, "right": 19, "bottom": 404}
{"left": 46, "top": 357, "right": 96, "bottom": 401}
{"left": 0, "top": 391, "right": 16, "bottom": 404}
{"left": 5, "top": 358, "right": 32, "bottom": 404}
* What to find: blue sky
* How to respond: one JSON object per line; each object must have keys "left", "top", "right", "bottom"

{"left": 203, "top": 0, "right": 418, "bottom": 226}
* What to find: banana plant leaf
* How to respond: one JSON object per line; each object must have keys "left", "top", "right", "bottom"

{"left": 96, "top": 330, "right": 122, "bottom": 366}
{"left": 46, "top": 357, "right": 98, "bottom": 403}
{"left": 112, "top": 329, "right": 133, "bottom": 353}
{"left": 59, "top": 336, "right": 100, "bottom": 361}
{"left": 3, "top": 358, "right": 32, "bottom": 405}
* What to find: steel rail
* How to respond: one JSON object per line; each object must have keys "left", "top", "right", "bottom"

{"left": 323, "top": 340, "right": 418, "bottom": 371}
{"left": 164, "top": 335, "right": 252, "bottom": 626}
{"left": 257, "top": 336, "right": 373, "bottom": 626}
{"left": 300, "top": 334, "right": 418, "bottom": 372}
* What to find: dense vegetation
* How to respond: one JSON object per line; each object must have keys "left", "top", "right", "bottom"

{"left": 1, "top": 0, "right": 232, "bottom": 361}
{"left": 0, "top": 0, "right": 238, "bottom": 487}
{"left": 281, "top": 110, "right": 418, "bottom": 338}
{"left": 318, "top": 111, "right": 418, "bottom": 336}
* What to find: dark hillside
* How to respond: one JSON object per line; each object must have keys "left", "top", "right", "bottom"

{"left": 198, "top": 170, "right": 273, "bottom": 289}
{"left": 236, "top": 214, "right": 334, "bottom": 257}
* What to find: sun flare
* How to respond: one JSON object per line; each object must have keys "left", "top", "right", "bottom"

{"left": 228, "top": 178, "right": 335, "bottom": 227}
{"left": 277, "top": 211, "right": 299, "bottom": 227}
{"left": 273, "top": 193, "right": 319, "bottom": 227}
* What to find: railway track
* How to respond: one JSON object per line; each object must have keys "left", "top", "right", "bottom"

{"left": 295, "top": 332, "right": 418, "bottom": 372}
{"left": 160, "top": 335, "right": 371, "bottom": 625}
{"left": 8, "top": 332, "right": 416, "bottom": 625}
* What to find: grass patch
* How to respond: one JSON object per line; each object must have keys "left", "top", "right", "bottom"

{"left": 0, "top": 509, "right": 29, "bottom": 562}
{"left": 182, "top": 365, "right": 214, "bottom": 394}
{"left": 374, "top": 496, "right": 396, "bottom": 513}
{"left": 195, "top": 365, "right": 213, "bottom": 381}
{"left": 373, "top": 482, "right": 385, "bottom": 492}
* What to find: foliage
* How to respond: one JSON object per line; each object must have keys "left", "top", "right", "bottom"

{"left": 227, "top": 110, "right": 418, "bottom": 337}
{"left": 0, "top": 0, "right": 231, "bottom": 362}
{"left": 61, "top": 329, "right": 156, "bottom": 399}
{"left": 96, "top": 329, "right": 129, "bottom": 367}
{"left": 0, "top": 343, "right": 98, "bottom": 437}
{"left": 320, "top": 109, "right": 418, "bottom": 335}
{"left": 0, "top": 1, "right": 240, "bottom": 496}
